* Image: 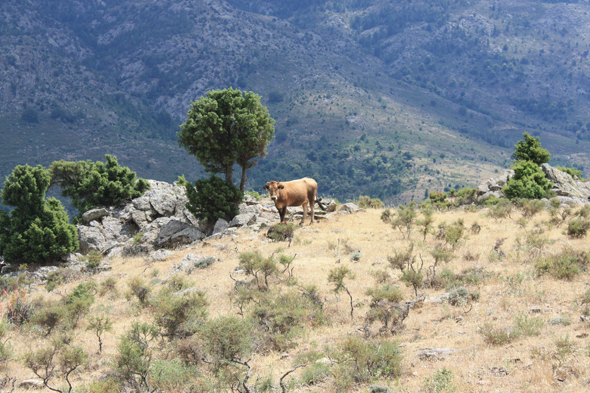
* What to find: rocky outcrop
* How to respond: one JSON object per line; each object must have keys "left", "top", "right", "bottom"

{"left": 476, "top": 169, "right": 514, "bottom": 202}
{"left": 476, "top": 165, "right": 590, "bottom": 205}
{"left": 541, "top": 164, "right": 590, "bottom": 205}
{"left": 76, "top": 180, "right": 346, "bottom": 257}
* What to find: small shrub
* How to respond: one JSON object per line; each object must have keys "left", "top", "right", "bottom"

{"left": 199, "top": 316, "right": 253, "bottom": 370}
{"left": 150, "top": 358, "right": 197, "bottom": 392}
{"left": 294, "top": 350, "right": 330, "bottom": 386}
{"left": 127, "top": 277, "right": 151, "bottom": 305}
{"left": 2, "top": 289, "right": 32, "bottom": 325}
{"left": 519, "top": 198, "right": 546, "bottom": 217}
{"left": 86, "top": 378, "right": 122, "bottom": 393}
{"left": 152, "top": 288, "right": 208, "bottom": 340}
{"left": 333, "top": 336, "right": 402, "bottom": 389}
{"left": 535, "top": 250, "right": 589, "bottom": 280}
{"left": 566, "top": 218, "right": 589, "bottom": 238}
{"left": 380, "top": 209, "right": 392, "bottom": 223}
{"left": 554, "top": 334, "right": 577, "bottom": 360}
{"left": 98, "top": 277, "right": 118, "bottom": 298}
{"left": 387, "top": 243, "right": 414, "bottom": 271}
{"left": 424, "top": 368, "right": 456, "bottom": 393}
{"left": 513, "top": 313, "right": 544, "bottom": 337}
{"left": 357, "top": 196, "right": 384, "bottom": 209}
{"left": 267, "top": 223, "right": 296, "bottom": 241}
{"left": 480, "top": 323, "right": 520, "bottom": 345}
{"left": 391, "top": 202, "right": 417, "bottom": 239}
{"left": 245, "top": 190, "right": 262, "bottom": 201}
{"left": 84, "top": 251, "right": 102, "bottom": 270}
{"left": 487, "top": 198, "right": 513, "bottom": 220}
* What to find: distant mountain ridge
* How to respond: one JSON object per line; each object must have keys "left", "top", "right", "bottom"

{"left": 1, "top": 0, "right": 590, "bottom": 203}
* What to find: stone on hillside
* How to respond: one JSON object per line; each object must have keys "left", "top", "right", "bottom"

{"left": 78, "top": 226, "right": 106, "bottom": 254}
{"left": 132, "top": 195, "right": 152, "bottom": 212}
{"left": 82, "top": 208, "right": 109, "bottom": 223}
{"left": 148, "top": 189, "right": 177, "bottom": 216}
{"left": 230, "top": 213, "right": 257, "bottom": 227}
{"left": 418, "top": 348, "right": 456, "bottom": 361}
{"left": 156, "top": 219, "right": 204, "bottom": 247}
{"left": 19, "top": 379, "right": 44, "bottom": 389}
{"left": 102, "top": 217, "right": 126, "bottom": 241}
{"left": 130, "top": 208, "right": 149, "bottom": 227}
{"left": 243, "top": 193, "right": 258, "bottom": 204}
{"left": 339, "top": 203, "right": 363, "bottom": 213}
{"left": 170, "top": 254, "right": 216, "bottom": 275}
{"left": 213, "top": 218, "right": 229, "bottom": 235}
{"left": 239, "top": 203, "right": 261, "bottom": 215}
{"left": 477, "top": 191, "right": 502, "bottom": 203}
{"left": 149, "top": 249, "right": 173, "bottom": 262}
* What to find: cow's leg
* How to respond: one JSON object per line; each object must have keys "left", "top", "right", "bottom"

{"left": 310, "top": 192, "right": 316, "bottom": 224}
{"left": 279, "top": 207, "right": 287, "bottom": 224}
{"left": 301, "top": 201, "right": 308, "bottom": 225}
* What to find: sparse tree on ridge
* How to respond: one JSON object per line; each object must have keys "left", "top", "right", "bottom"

{"left": 178, "top": 87, "right": 275, "bottom": 192}
{"left": 511, "top": 132, "right": 551, "bottom": 166}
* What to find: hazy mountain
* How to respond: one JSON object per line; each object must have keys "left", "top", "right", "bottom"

{"left": 2, "top": 0, "right": 589, "bottom": 203}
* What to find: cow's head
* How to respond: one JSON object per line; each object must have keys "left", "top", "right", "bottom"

{"left": 263, "top": 181, "right": 284, "bottom": 201}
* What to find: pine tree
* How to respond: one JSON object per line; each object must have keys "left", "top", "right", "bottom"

{"left": 0, "top": 165, "right": 78, "bottom": 264}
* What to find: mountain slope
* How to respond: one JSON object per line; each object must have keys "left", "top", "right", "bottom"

{"left": 1, "top": 0, "right": 589, "bottom": 203}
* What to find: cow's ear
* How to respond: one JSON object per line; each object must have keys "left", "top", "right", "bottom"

{"left": 278, "top": 185, "right": 285, "bottom": 189}
{"left": 263, "top": 183, "right": 269, "bottom": 190}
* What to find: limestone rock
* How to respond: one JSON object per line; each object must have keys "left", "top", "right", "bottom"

{"left": 477, "top": 191, "right": 502, "bottom": 203}
{"left": 78, "top": 225, "right": 106, "bottom": 254}
{"left": 541, "top": 163, "right": 590, "bottom": 201}
{"left": 213, "top": 218, "right": 229, "bottom": 235}
{"left": 230, "top": 213, "right": 257, "bottom": 227}
{"left": 339, "top": 203, "right": 363, "bottom": 213}
{"left": 82, "top": 208, "right": 109, "bottom": 223}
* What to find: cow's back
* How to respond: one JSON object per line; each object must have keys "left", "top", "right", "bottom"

{"left": 280, "top": 178, "right": 317, "bottom": 206}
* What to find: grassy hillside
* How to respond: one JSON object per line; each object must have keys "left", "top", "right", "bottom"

{"left": 1, "top": 201, "right": 590, "bottom": 391}
{"left": 1, "top": 0, "right": 590, "bottom": 203}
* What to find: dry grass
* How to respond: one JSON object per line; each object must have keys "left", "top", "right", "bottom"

{"left": 2, "top": 204, "right": 590, "bottom": 392}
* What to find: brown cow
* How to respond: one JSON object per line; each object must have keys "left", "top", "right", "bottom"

{"left": 263, "top": 178, "right": 325, "bottom": 225}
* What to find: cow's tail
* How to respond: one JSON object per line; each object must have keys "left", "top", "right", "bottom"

{"left": 315, "top": 197, "right": 327, "bottom": 211}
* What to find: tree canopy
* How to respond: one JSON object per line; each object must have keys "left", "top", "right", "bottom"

{"left": 0, "top": 165, "right": 78, "bottom": 263}
{"left": 511, "top": 132, "right": 551, "bottom": 165}
{"left": 503, "top": 160, "right": 551, "bottom": 200}
{"left": 178, "top": 88, "right": 275, "bottom": 192}
{"left": 49, "top": 155, "right": 150, "bottom": 215}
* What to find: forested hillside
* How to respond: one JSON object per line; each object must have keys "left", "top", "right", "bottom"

{"left": 1, "top": 0, "right": 590, "bottom": 203}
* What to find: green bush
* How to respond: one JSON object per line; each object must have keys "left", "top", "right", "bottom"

{"left": 566, "top": 218, "right": 589, "bottom": 238}
{"left": 357, "top": 195, "right": 384, "bottom": 209}
{"left": 503, "top": 161, "right": 551, "bottom": 199}
{"left": 333, "top": 336, "right": 402, "bottom": 389}
{"left": 251, "top": 291, "right": 325, "bottom": 351}
{"left": 150, "top": 358, "right": 197, "bottom": 391}
{"left": 557, "top": 166, "right": 585, "bottom": 181}
{"left": 535, "top": 250, "right": 589, "bottom": 280}
{"left": 152, "top": 287, "right": 208, "bottom": 339}
{"left": 480, "top": 323, "right": 520, "bottom": 345}
{"left": 0, "top": 165, "right": 78, "bottom": 264}
{"left": 199, "top": 316, "right": 253, "bottom": 371}
{"left": 185, "top": 175, "right": 243, "bottom": 224}
{"left": 267, "top": 223, "right": 296, "bottom": 241}
{"left": 49, "top": 155, "right": 150, "bottom": 215}
{"left": 424, "top": 368, "right": 456, "bottom": 393}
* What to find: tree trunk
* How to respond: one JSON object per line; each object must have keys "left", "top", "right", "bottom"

{"left": 225, "top": 165, "right": 233, "bottom": 186}
{"left": 239, "top": 166, "right": 247, "bottom": 193}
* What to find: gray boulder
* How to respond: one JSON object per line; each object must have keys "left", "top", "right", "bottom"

{"left": 81, "top": 208, "right": 109, "bottom": 223}
{"left": 78, "top": 226, "right": 106, "bottom": 254}
{"left": 213, "top": 218, "right": 229, "bottom": 235}
{"left": 230, "top": 213, "right": 257, "bottom": 227}
{"left": 541, "top": 164, "right": 590, "bottom": 202}
{"left": 156, "top": 219, "right": 204, "bottom": 247}
{"left": 339, "top": 203, "right": 363, "bottom": 213}
{"left": 477, "top": 191, "right": 502, "bottom": 203}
